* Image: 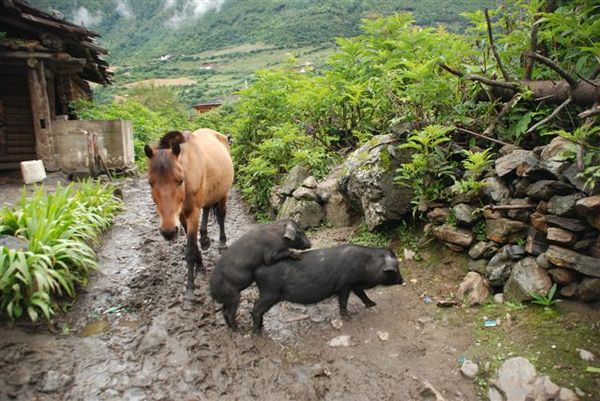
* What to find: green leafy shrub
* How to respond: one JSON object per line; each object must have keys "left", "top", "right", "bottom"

{"left": 394, "top": 125, "right": 457, "bottom": 215}
{"left": 0, "top": 181, "right": 122, "bottom": 321}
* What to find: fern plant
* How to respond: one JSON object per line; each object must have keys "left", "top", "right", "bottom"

{"left": 452, "top": 148, "right": 493, "bottom": 195}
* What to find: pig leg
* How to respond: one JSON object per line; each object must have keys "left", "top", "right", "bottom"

{"left": 251, "top": 293, "right": 279, "bottom": 333}
{"left": 337, "top": 288, "right": 351, "bottom": 318}
{"left": 222, "top": 293, "right": 240, "bottom": 331}
{"left": 216, "top": 197, "right": 228, "bottom": 250}
{"left": 352, "top": 288, "right": 377, "bottom": 308}
{"left": 200, "top": 207, "right": 211, "bottom": 250}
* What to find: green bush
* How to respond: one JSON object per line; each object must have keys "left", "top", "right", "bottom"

{"left": 0, "top": 181, "right": 122, "bottom": 322}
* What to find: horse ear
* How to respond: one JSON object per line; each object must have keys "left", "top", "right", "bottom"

{"left": 144, "top": 145, "right": 154, "bottom": 159}
{"left": 171, "top": 142, "right": 181, "bottom": 157}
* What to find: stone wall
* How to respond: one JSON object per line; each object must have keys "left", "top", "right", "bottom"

{"left": 427, "top": 137, "right": 600, "bottom": 302}
{"left": 52, "top": 119, "right": 134, "bottom": 173}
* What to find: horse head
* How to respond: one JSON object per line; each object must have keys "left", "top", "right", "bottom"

{"left": 144, "top": 141, "right": 185, "bottom": 241}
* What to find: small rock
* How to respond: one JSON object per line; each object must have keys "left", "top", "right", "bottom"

{"left": 545, "top": 246, "right": 600, "bottom": 278}
{"left": 39, "top": 370, "right": 73, "bottom": 393}
{"left": 403, "top": 248, "right": 417, "bottom": 261}
{"left": 575, "top": 195, "right": 600, "bottom": 216}
{"left": 280, "top": 165, "right": 311, "bottom": 195}
{"left": 302, "top": 176, "right": 317, "bottom": 189}
{"left": 0, "top": 235, "right": 29, "bottom": 251}
{"left": 328, "top": 335, "right": 351, "bottom": 347}
{"left": 494, "top": 293, "right": 504, "bottom": 303}
{"left": 482, "top": 176, "right": 511, "bottom": 202}
{"left": 469, "top": 241, "right": 499, "bottom": 260}
{"left": 544, "top": 215, "right": 588, "bottom": 233}
{"left": 495, "top": 149, "right": 538, "bottom": 177}
{"left": 431, "top": 224, "right": 474, "bottom": 248}
{"left": 504, "top": 257, "right": 552, "bottom": 302}
{"left": 536, "top": 253, "right": 552, "bottom": 269}
{"left": 469, "top": 258, "right": 490, "bottom": 275}
{"left": 576, "top": 348, "right": 595, "bottom": 362}
{"left": 376, "top": 331, "right": 389, "bottom": 341}
{"left": 461, "top": 360, "right": 479, "bottom": 379}
{"left": 419, "top": 380, "right": 447, "bottom": 401}
{"left": 526, "top": 180, "right": 575, "bottom": 201}
{"left": 548, "top": 193, "right": 585, "bottom": 216}
{"left": 292, "top": 186, "right": 319, "bottom": 201}
{"left": 453, "top": 203, "right": 479, "bottom": 226}
{"left": 548, "top": 268, "right": 580, "bottom": 286}
{"left": 485, "top": 218, "right": 528, "bottom": 244}
{"left": 530, "top": 212, "right": 549, "bottom": 233}
{"left": 427, "top": 207, "right": 449, "bottom": 224}
{"left": 546, "top": 227, "right": 577, "bottom": 246}
{"left": 540, "top": 136, "right": 576, "bottom": 160}
{"left": 312, "top": 364, "right": 332, "bottom": 378}
{"left": 486, "top": 246, "right": 519, "bottom": 287}
{"left": 331, "top": 319, "right": 343, "bottom": 330}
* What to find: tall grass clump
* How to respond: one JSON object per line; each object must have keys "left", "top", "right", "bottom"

{"left": 0, "top": 181, "right": 122, "bottom": 322}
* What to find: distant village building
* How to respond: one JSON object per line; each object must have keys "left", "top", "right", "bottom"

{"left": 192, "top": 101, "right": 222, "bottom": 114}
{"left": 160, "top": 54, "right": 172, "bottom": 62}
{"left": 201, "top": 63, "right": 214, "bottom": 70}
{"left": 0, "top": 0, "right": 133, "bottom": 174}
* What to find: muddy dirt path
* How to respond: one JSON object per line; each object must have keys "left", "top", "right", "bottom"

{"left": 0, "top": 178, "right": 479, "bottom": 401}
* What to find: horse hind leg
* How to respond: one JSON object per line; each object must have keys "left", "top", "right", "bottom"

{"left": 215, "top": 197, "right": 228, "bottom": 250}
{"left": 200, "top": 206, "right": 211, "bottom": 250}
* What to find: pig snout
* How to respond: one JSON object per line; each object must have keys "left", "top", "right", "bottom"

{"left": 382, "top": 253, "right": 403, "bottom": 285}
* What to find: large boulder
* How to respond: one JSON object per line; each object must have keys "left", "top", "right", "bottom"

{"left": 526, "top": 180, "right": 575, "bottom": 201}
{"left": 504, "top": 257, "right": 552, "bottom": 302}
{"left": 456, "top": 272, "right": 491, "bottom": 306}
{"left": 488, "top": 357, "right": 579, "bottom": 401}
{"left": 547, "top": 193, "right": 585, "bottom": 217}
{"left": 339, "top": 134, "right": 413, "bottom": 229}
{"left": 277, "top": 198, "right": 324, "bottom": 229}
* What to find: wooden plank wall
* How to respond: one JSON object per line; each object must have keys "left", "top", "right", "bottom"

{"left": 0, "top": 67, "right": 37, "bottom": 171}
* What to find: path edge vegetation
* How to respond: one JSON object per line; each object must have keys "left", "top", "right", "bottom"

{"left": 0, "top": 181, "right": 123, "bottom": 322}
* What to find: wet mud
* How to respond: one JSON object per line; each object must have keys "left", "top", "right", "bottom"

{"left": 0, "top": 178, "right": 479, "bottom": 400}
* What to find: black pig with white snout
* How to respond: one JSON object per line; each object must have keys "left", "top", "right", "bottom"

{"left": 210, "top": 220, "right": 311, "bottom": 330}
{"left": 252, "top": 244, "right": 403, "bottom": 333}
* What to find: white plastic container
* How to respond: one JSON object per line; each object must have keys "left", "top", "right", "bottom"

{"left": 20, "top": 160, "right": 46, "bottom": 184}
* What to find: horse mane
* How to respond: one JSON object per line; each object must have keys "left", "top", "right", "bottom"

{"left": 158, "top": 131, "right": 187, "bottom": 149}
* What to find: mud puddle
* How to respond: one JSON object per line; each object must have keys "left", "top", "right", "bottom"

{"left": 0, "top": 178, "right": 480, "bottom": 400}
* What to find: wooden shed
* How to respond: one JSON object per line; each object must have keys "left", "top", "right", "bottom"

{"left": 192, "top": 101, "right": 222, "bottom": 114}
{"left": 0, "top": 0, "right": 111, "bottom": 171}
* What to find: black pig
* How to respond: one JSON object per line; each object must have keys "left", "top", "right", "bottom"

{"left": 209, "top": 220, "right": 311, "bottom": 330}
{"left": 252, "top": 244, "right": 402, "bottom": 333}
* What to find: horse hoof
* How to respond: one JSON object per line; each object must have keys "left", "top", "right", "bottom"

{"left": 218, "top": 243, "right": 228, "bottom": 252}
{"left": 200, "top": 239, "right": 211, "bottom": 250}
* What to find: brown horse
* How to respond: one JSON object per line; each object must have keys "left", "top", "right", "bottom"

{"left": 144, "top": 128, "right": 234, "bottom": 299}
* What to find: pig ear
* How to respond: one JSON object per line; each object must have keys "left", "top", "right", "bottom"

{"left": 171, "top": 142, "right": 181, "bottom": 157}
{"left": 283, "top": 222, "right": 296, "bottom": 241}
{"left": 382, "top": 253, "right": 398, "bottom": 272}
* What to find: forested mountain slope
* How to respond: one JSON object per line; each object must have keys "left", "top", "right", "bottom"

{"left": 28, "top": 0, "right": 497, "bottom": 63}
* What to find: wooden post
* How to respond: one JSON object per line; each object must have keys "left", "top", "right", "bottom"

{"left": 27, "top": 58, "right": 57, "bottom": 170}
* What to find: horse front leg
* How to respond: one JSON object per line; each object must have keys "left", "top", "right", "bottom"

{"left": 184, "top": 208, "right": 202, "bottom": 300}
{"left": 216, "top": 197, "right": 228, "bottom": 250}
